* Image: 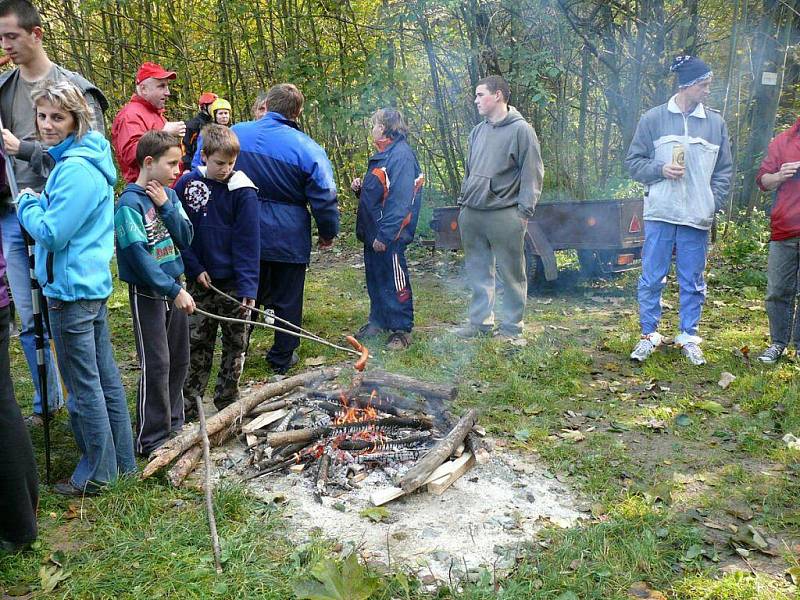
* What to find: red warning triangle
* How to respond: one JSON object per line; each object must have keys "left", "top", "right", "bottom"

{"left": 629, "top": 214, "right": 641, "bottom": 233}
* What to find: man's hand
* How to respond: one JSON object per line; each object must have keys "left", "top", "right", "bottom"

{"left": 145, "top": 180, "right": 169, "bottom": 207}
{"left": 174, "top": 288, "right": 195, "bottom": 314}
{"left": 372, "top": 239, "right": 387, "bottom": 252}
{"left": 163, "top": 121, "right": 187, "bottom": 137}
{"left": 196, "top": 271, "right": 211, "bottom": 289}
{"left": 662, "top": 163, "right": 685, "bottom": 180}
{"left": 763, "top": 161, "right": 800, "bottom": 191}
{"left": 240, "top": 297, "right": 255, "bottom": 317}
{"left": 2, "top": 128, "right": 20, "bottom": 155}
{"left": 350, "top": 177, "right": 362, "bottom": 194}
{"left": 319, "top": 237, "right": 334, "bottom": 250}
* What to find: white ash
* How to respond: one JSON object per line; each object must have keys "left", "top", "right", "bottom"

{"left": 236, "top": 444, "right": 581, "bottom": 583}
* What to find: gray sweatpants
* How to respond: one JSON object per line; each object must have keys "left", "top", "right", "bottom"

{"left": 458, "top": 206, "right": 527, "bottom": 334}
{"left": 765, "top": 237, "right": 800, "bottom": 350}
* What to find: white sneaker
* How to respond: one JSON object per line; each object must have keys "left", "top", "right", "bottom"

{"left": 674, "top": 332, "right": 706, "bottom": 365}
{"left": 681, "top": 342, "right": 706, "bottom": 365}
{"left": 630, "top": 332, "right": 663, "bottom": 362}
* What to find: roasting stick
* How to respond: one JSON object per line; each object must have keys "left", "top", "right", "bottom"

{"left": 208, "top": 283, "right": 358, "bottom": 354}
{"left": 192, "top": 306, "right": 362, "bottom": 357}
{"left": 196, "top": 396, "right": 223, "bottom": 573}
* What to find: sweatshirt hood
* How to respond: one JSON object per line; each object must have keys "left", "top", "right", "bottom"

{"left": 488, "top": 106, "right": 525, "bottom": 128}
{"left": 51, "top": 132, "right": 118, "bottom": 186}
{"left": 193, "top": 166, "right": 258, "bottom": 192}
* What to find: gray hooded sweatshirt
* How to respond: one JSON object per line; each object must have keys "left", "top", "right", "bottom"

{"left": 625, "top": 96, "right": 732, "bottom": 231}
{"left": 459, "top": 107, "right": 544, "bottom": 218}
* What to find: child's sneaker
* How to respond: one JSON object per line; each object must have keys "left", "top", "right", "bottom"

{"left": 630, "top": 332, "right": 663, "bottom": 362}
{"left": 681, "top": 342, "right": 706, "bottom": 365}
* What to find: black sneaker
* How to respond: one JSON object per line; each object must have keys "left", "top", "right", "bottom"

{"left": 271, "top": 351, "right": 300, "bottom": 375}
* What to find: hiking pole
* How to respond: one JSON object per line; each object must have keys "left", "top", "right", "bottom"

{"left": 0, "top": 115, "right": 52, "bottom": 484}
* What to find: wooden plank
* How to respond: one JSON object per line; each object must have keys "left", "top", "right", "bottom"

{"left": 426, "top": 452, "right": 475, "bottom": 496}
{"left": 242, "top": 408, "right": 289, "bottom": 434}
{"left": 370, "top": 453, "right": 472, "bottom": 506}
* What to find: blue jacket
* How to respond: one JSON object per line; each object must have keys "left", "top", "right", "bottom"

{"left": 175, "top": 167, "right": 261, "bottom": 299}
{"left": 356, "top": 136, "right": 424, "bottom": 246}
{"left": 17, "top": 132, "right": 117, "bottom": 301}
{"left": 114, "top": 183, "right": 193, "bottom": 299}
{"left": 232, "top": 112, "right": 339, "bottom": 263}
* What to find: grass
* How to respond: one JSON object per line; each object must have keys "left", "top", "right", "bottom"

{"left": 2, "top": 216, "right": 799, "bottom": 598}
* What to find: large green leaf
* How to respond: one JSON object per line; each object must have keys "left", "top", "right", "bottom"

{"left": 292, "top": 553, "right": 378, "bottom": 600}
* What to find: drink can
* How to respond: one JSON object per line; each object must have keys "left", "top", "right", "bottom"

{"left": 672, "top": 144, "right": 685, "bottom": 167}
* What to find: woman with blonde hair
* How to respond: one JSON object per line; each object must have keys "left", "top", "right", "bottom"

{"left": 17, "top": 80, "right": 136, "bottom": 496}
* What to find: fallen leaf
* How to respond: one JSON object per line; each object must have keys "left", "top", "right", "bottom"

{"left": 514, "top": 429, "right": 531, "bottom": 442}
{"left": 725, "top": 502, "right": 754, "bottom": 521}
{"left": 628, "top": 581, "right": 668, "bottom": 599}
{"left": 674, "top": 414, "right": 692, "bottom": 427}
{"left": 695, "top": 400, "right": 725, "bottom": 415}
{"left": 360, "top": 506, "right": 390, "bottom": 523}
{"left": 39, "top": 564, "right": 70, "bottom": 593}
{"left": 718, "top": 372, "right": 736, "bottom": 389}
{"left": 304, "top": 356, "right": 327, "bottom": 366}
{"left": 730, "top": 525, "right": 772, "bottom": 554}
{"left": 786, "top": 566, "right": 800, "bottom": 585}
{"left": 558, "top": 429, "right": 586, "bottom": 443}
{"left": 783, "top": 433, "right": 800, "bottom": 450}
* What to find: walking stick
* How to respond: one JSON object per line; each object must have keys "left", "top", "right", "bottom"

{"left": 0, "top": 115, "right": 52, "bottom": 484}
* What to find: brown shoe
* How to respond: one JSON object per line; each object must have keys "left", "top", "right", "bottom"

{"left": 386, "top": 331, "right": 411, "bottom": 350}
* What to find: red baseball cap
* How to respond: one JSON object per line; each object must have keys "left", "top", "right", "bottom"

{"left": 135, "top": 62, "right": 177, "bottom": 84}
{"left": 198, "top": 92, "right": 217, "bottom": 105}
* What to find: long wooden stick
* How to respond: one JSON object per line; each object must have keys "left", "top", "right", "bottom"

{"left": 197, "top": 397, "right": 223, "bottom": 574}
{"left": 396, "top": 409, "right": 476, "bottom": 493}
{"left": 142, "top": 367, "right": 340, "bottom": 478}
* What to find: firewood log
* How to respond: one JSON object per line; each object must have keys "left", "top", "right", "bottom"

{"left": 141, "top": 367, "right": 340, "bottom": 479}
{"left": 396, "top": 409, "right": 476, "bottom": 493}
{"left": 359, "top": 369, "right": 456, "bottom": 401}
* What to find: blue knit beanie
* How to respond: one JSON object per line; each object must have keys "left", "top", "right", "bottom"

{"left": 670, "top": 56, "right": 713, "bottom": 88}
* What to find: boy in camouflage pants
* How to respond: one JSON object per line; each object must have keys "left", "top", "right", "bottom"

{"left": 174, "top": 124, "right": 260, "bottom": 416}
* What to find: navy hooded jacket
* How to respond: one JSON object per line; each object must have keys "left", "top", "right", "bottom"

{"left": 174, "top": 167, "right": 260, "bottom": 299}
{"left": 356, "top": 136, "right": 424, "bottom": 246}
{"left": 232, "top": 112, "right": 339, "bottom": 264}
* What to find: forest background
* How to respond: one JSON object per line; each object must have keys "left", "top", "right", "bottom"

{"left": 31, "top": 0, "right": 800, "bottom": 227}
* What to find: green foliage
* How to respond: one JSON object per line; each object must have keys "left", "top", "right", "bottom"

{"left": 292, "top": 553, "right": 379, "bottom": 600}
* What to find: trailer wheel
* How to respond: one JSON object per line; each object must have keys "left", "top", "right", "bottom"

{"left": 524, "top": 237, "right": 547, "bottom": 296}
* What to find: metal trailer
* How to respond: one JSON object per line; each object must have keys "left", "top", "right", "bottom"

{"left": 428, "top": 197, "right": 645, "bottom": 294}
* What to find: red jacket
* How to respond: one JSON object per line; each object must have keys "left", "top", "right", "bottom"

{"left": 757, "top": 117, "right": 800, "bottom": 241}
{"left": 111, "top": 95, "right": 166, "bottom": 183}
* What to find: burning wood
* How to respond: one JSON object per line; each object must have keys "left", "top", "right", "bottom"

{"left": 145, "top": 362, "right": 487, "bottom": 511}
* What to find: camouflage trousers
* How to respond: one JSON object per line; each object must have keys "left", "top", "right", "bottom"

{"left": 183, "top": 281, "right": 248, "bottom": 411}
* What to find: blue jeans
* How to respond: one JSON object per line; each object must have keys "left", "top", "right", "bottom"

{"left": 0, "top": 211, "right": 64, "bottom": 414}
{"left": 48, "top": 298, "right": 136, "bottom": 489}
{"left": 638, "top": 220, "right": 709, "bottom": 337}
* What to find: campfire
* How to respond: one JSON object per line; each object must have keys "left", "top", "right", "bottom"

{"left": 241, "top": 369, "right": 487, "bottom": 506}
{"left": 142, "top": 366, "right": 489, "bottom": 506}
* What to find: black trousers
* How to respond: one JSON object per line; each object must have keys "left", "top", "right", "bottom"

{"left": 0, "top": 305, "right": 39, "bottom": 545}
{"left": 256, "top": 261, "right": 306, "bottom": 369}
{"left": 129, "top": 286, "right": 189, "bottom": 456}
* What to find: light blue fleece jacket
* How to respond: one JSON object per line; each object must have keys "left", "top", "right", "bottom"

{"left": 17, "top": 132, "right": 117, "bottom": 301}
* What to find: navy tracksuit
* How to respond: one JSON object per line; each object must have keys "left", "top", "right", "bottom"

{"left": 356, "top": 136, "right": 423, "bottom": 332}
